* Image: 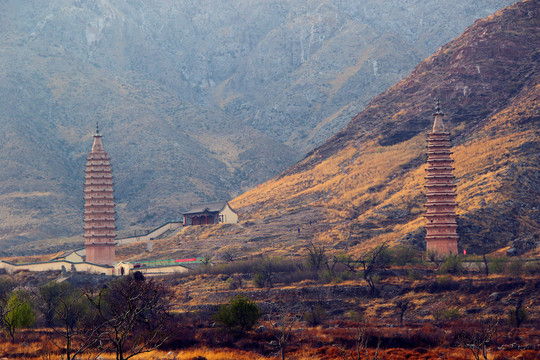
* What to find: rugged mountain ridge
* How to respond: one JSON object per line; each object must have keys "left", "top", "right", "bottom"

{"left": 162, "top": 0, "right": 538, "bottom": 260}
{"left": 0, "top": 0, "right": 514, "bottom": 250}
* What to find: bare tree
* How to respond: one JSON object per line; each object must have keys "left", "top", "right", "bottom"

{"left": 223, "top": 249, "right": 237, "bottom": 262}
{"left": 358, "top": 243, "right": 388, "bottom": 296}
{"left": 37, "top": 282, "right": 69, "bottom": 328}
{"left": 331, "top": 253, "right": 362, "bottom": 273}
{"left": 334, "top": 323, "right": 380, "bottom": 360}
{"left": 306, "top": 241, "right": 328, "bottom": 271}
{"left": 394, "top": 299, "right": 410, "bottom": 324}
{"left": 254, "top": 257, "right": 277, "bottom": 288}
{"left": 427, "top": 251, "right": 444, "bottom": 269}
{"left": 37, "top": 284, "right": 106, "bottom": 360}
{"left": 508, "top": 298, "right": 527, "bottom": 328}
{"left": 201, "top": 256, "right": 212, "bottom": 266}
{"left": 482, "top": 252, "right": 490, "bottom": 277}
{"left": 303, "top": 287, "right": 328, "bottom": 326}
{"left": 86, "top": 273, "right": 172, "bottom": 360}
{"left": 458, "top": 317, "right": 499, "bottom": 360}
{"left": 269, "top": 302, "right": 302, "bottom": 360}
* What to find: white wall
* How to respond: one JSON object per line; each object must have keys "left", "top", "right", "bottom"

{"left": 220, "top": 205, "right": 238, "bottom": 224}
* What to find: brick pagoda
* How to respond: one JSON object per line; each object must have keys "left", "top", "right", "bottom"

{"left": 425, "top": 101, "right": 459, "bottom": 256}
{"left": 84, "top": 123, "right": 116, "bottom": 265}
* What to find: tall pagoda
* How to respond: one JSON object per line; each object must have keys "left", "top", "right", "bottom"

{"left": 84, "top": 123, "right": 116, "bottom": 265}
{"left": 425, "top": 100, "right": 459, "bottom": 256}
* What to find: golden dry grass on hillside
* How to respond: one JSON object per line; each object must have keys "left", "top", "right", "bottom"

{"left": 227, "top": 135, "right": 429, "bottom": 255}
{"left": 130, "top": 39, "right": 539, "bottom": 261}
{"left": 135, "top": 106, "right": 537, "bottom": 261}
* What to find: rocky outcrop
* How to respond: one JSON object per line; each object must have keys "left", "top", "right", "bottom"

{"left": 507, "top": 234, "right": 540, "bottom": 257}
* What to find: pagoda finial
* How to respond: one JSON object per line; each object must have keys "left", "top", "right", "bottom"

{"left": 95, "top": 121, "right": 100, "bottom": 136}
{"left": 434, "top": 97, "right": 444, "bottom": 116}
{"left": 432, "top": 98, "right": 446, "bottom": 133}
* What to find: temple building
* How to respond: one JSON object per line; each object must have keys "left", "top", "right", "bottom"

{"left": 425, "top": 101, "right": 459, "bottom": 256}
{"left": 183, "top": 201, "right": 238, "bottom": 226}
{"left": 84, "top": 123, "right": 116, "bottom": 265}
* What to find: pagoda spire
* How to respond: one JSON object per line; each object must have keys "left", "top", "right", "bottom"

{"left": 84, "top": 124, "right": 116, "bottom": 265}
{"left": 91, "top": 122, "right": 105, "bottom": 153}
{"left": 432, "top": 98, "right": 445, "bottom": 132}
{"left": 424, "top": 100, "right": 459, "bottom": 257}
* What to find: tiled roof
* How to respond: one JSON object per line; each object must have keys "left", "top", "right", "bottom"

{"left": 183, "top": 201, "right": 228, "bottom": 215}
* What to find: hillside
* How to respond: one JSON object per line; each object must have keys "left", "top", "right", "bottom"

{"left": 139, "top": 0, "right": 539, "bottom": 261}
{"left": 0, "top": 0, "right": 514, "bottom": 251}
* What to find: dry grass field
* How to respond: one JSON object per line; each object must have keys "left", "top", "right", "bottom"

{"left": 0, "top": 261, "right": 538, "bottom": 360}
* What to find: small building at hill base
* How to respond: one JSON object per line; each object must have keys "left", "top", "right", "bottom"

{"left": 183, "top": 201, "right": 238, "bottom": 226}
{"left": 50, "top": 249, "right": 85, "bottom": 263}
{"left": 0, "top": 259, "right": 190, "bottom": 277}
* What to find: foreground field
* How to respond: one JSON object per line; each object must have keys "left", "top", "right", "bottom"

{"left": 0, "top": 256, "right": 538, "bottom": 360}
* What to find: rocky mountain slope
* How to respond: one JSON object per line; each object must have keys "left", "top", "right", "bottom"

{"left": 0, "top": 0, "right": 514, "bottom": 251}
{"left": 141, "top": 0, "right": 539, "bottom": 261}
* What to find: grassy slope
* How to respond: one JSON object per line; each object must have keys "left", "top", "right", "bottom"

{"left": 225, "top": 0, "right": 540, "bottom": 257}
{"left": 109, "top": 0, "right": 539, "bottom": 262}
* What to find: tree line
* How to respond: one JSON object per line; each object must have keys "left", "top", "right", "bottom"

{"left": 0, "top": 272, "right": 171, "bottom": 360}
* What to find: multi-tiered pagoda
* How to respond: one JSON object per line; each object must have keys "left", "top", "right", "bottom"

{"left": 425, "top": 101, "right": 459, "bottom": 256}
{"left": 84, "top": 123, "right": 116, "bottom": 265}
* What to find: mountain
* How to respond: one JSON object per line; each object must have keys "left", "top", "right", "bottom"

{"left": 0, "top": 0, "right": 515, "bottom": 251}
{"left": 141, "top": 0, "right": 539, "bottom": 261}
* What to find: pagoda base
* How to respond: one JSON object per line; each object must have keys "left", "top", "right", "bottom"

{"left": 85, "top": 242, "right": 116, "bottom": 266}
{"left": 426, "top": 238, "right": 458, "bottom": 258}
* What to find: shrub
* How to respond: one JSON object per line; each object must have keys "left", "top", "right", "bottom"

{"left": 433, "top": 306, "right": 460, "bottom": 322}
{"left": 524, "top": 260, "right": 540, "bottom": 275}
{"left": 214, "top": 294, "right": 260, "bottom": 338}
{"left": 303, "top": 304, "right": 327, "bottom": 326}
{"left": 410, "top": 324, "right": 443, "bottom": 347}
{"left": 226, "top": 276, "right": 243, "bottom": 290}
{"left": 407, "top": 269, "right": 424, "bottom": 280}
{"left": 253, "top": 273, "right": 266, "bottom": 288}
{"left": 319, "top": 270, "right": 337, "bottom": 284}
{"left": 508, "top": 299, "right": 527, "bottom": 328}
{"left": 443, "top": 308, "right": 461, "bottom": 321}
{"left": 488, "top": 257, "right": 507, "bottom": 274}
{"left": 374, "top": 244, "right": 394, "bottom": 266}
{"left": 392, "top": 245, "right": 420, "bottom": 266}
{"left": 507, "top": 260, "right": 524, "bottom": 276}
{"left": 439, "top": 255, "right": 463, "bottom": 274}
{"left": 428, "top": 275, "right": 460, "bottom": 293}
{"left": 253, "top": 256, "right": 296, "bottom": 288}
{"left": 3, "top": 289, "right": 35, "bottom": 341}
{"left": 280, "top": 269, "right": 319, "bottom": 285}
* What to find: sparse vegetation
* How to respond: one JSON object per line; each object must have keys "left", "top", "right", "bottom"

{"left": 0, "top": 266, "right": 537, "bottom": 359}
{"left": 214, "top": 294, "right": 261, "bottom": 338}
{"left": 0, "top": 2, "right": 539, "bottom": 360}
